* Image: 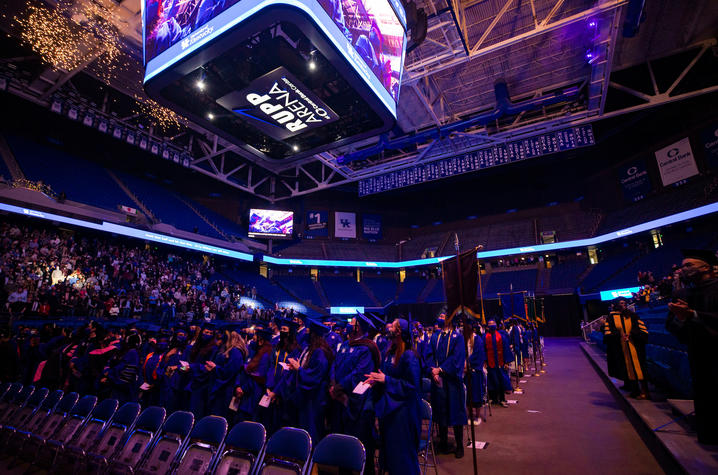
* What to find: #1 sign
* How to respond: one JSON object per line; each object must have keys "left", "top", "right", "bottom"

{"left": 217, "top": 66, "right": 339, "bottom": 141}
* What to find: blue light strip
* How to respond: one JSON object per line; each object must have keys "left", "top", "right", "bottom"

{"left": 3, "top": 199, "right": 718, "bottom": 269}
{"left": 143, "top": 0, "right": 401, "bottom": 117}
{"left": 0, "top": 202, "right": 254, "bottom": 261}
{"left": 262, "top": 255, "right": 451, "bottom": 268}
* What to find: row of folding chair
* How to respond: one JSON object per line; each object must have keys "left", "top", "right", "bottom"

{"left": 0, "top": 381, "right": 367, "bottom": 475}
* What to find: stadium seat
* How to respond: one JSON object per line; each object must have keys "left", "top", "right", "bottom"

{"left": 31, "top": 394, "right": 97, "bottom": 470}
{"left": 419, "top": 399, "right": 438, "bottom": 475}
{"left": 134, "top": 410, "right": 195, "bottom": 475}
{"left": 210, "top": 421, "right": 266, "bottom": 475}
{"left": 421, "top": 378, "right": 431, "bottom": 400}
{"left": 0, "top": 383, "right": 12, "bottom": 404}
{"left": 308, "top": 433, "right": 366, "bottom": 475}
{"left": 107, "top": 405, "right": 167, "bottom": 473}
{"left": 171, "top": 415, "right": 228, "bottom": 474}
{"left": 256, "top": 426, "right": 312, "bottom": 475}
{"left": 53, "top": 398, "right": 120, "bottom": 474}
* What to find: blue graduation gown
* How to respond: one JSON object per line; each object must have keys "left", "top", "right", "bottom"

{"left": 107, "top": 349, "right": 140, "bottom": 403}
{"left": 261, "top": 346, "right": 301, "bottom": 434}
{"left": 331, "top": 340, "right": 377, "bottom": 432}
{"left": 289, "top": 347, "right": 330, "bottom": 442}
{"left": 373, "top": 349, "right": 421, "bottom": 475}
{"left": 468, "top": 335, "right": 486, "bottom": 405}
{"left": 235, "top": 348, "right": 272, "bottom": 422}
{"left": 187, "top": 346, "right": 219, "bottom": 419}
{"left": 208, "top": 347, "right": 245, "bottom": 417}
{"left": 325, "top": 331, "right": 342, "bottom": 353}
{"left": 429, "top": 330, "right": 468, "bottom": 426}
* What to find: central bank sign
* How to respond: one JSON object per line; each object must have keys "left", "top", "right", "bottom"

{"left": 217, "top": 66, "right": 339, "bottom": 140}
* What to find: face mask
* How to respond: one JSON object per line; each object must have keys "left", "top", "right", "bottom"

{"left": 488, "top": 325, "right": 497, "bottom": 332}
{"left": 156, "top": 343, "right": 168, "bottom": 352}
{"left": 437, "top": 319, "right": 445, "bottom": 329}
{"left": 201, "top": 333, "right": 213, "bottom": 342}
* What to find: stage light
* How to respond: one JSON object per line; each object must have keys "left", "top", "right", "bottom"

{"left": 292, "top": 144, "right": 299, "bottom": 151}
{"left": 308, "top": 60, "right": 317, "bottom": 71}
{"left": 196, "top": 80, "right": 206, "bottom": 90}
{"left": 588, "top": 20, "right": 597, "bottom": 28}
{"left": 207, "top": 112, "right": 215, "bottom": 120}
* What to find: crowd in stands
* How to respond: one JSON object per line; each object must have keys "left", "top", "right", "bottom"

{"left": 0, "top": 221, "right": 267, "bottom": 324}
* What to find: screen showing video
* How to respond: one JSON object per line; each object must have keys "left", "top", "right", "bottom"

{"left": 248, "top": 209, "right": 294, "bottom": 238}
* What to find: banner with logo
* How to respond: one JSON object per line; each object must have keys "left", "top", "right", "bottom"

{"left": 618, "top": 159, "right": 651, "bottom": 202}
{"left": 334, "top": 212, "right": 357, "bottom": 239}
{"left": 305, "top": 211, "right": 329, "bottom": 238}
{"left": 362, "top": 214, "right": 382, "bottom": 240}
{"left": 701, "top": 123, "right": 718, "bottom": 170}
{"left": 655, "top": 138, "right": 699, "bottom": 186}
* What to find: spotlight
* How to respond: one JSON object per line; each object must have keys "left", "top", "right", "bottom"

{"left": 196, "top": 80, "right": 206, "bottom": 90}
{"left": 207, "top": 112, "right": 215, "bottom": 120}
{"left": 292, "top": 145, "right": 299, "bottom": 151}
{"left": 308, "top": 60, "right": 316, "bottom": 71}
{"left": 588, "top": 20, "right": 597, "bottom": 28}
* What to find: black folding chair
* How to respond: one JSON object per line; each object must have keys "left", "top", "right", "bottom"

{"left": 0, "top": 387, "right": 47, "bottom": 439}
{"left": 32, "top": 394, "right": 97, "bottom": 470}
{"left": 308, "top": 434, "right": 366, "bottom": 475}
{"left": 106, "top": 406, "right": 166, "bottom": 474}
{"left": 134, "top": 410, "right": 194, "bottom": 475}
{"left": 0, "top": 382, "right": 22, "bottom": 417}
{"left": 81, "top": 401, "right": 141, "bottom": 473}
{"left": 0, "top": 384, "right": 34, "bottom": 425}
{"left": 210, "top": 421, "right": 266, "bottom": 475}
{"left": 170, "top": 415, "right": 227, "bottom": 474}
{"left": 53, "top": 398, "right": 119, "bottom": 474}
{"left": 255, "top": 427, "right": 311, "bottom": 475}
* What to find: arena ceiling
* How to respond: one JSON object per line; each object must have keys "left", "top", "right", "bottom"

{"left": 1, "top": 0, "right": 717, "bottom": 202}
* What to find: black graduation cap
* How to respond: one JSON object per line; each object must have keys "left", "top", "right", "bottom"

{"left": 307, "top": 319, "right": 330, "bottom": 336}
{"left": 255, "top": 327, "right": 273, "bottom": 341}
{"left": 682, "top": 249, "right": 718, "bottom": 266}
{"left": 355, "top": 311, "right": 376, "bottom": 332}
{"left": 279, "top": 318, "right": 299, "bottom": 333}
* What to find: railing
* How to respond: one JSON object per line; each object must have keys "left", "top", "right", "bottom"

{"left": 581, "top": 314, "right": 606, "bottom": 342}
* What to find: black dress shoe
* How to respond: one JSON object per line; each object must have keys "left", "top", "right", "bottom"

{"left": 455, "top": 446, "right": 464, "bottom": 459}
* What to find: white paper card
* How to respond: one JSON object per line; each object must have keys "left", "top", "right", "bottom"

{"left": 353, "top": 381, "right": 371, "bottom": 395}
{"left": 519, "top": 380, "right": 527, "bottom": 384}
{"left": 278, "top": 362, "right": 290, "bottom": 370}
{"left": 467, "top": 441, "right": 488, "bottom": 449}
{"left": 527, "top": 410, "right": 541, "bottom": 413}
{"left": 179, "top": 360, "right": 189, "bottom": 368}
{"left": 139, "top": 382, "right": 151, "bottom": 391}
{"left": 506, "top": 399, "right": 518, "bottom": 404}
{"left": 229, "top": 396, "right": 239, "bottom": 412}
{"left": 259, "top": 395, "right": 272, "bottom": 408}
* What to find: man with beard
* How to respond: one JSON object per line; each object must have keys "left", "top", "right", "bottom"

{"left": 329, "top": 312, "right": 380, "bottom": 474}
{"left": 666, "top": 249, "right": 718, "bottom": 445}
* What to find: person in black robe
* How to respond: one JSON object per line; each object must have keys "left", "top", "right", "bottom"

{"left": 666, "top": 249, "right": 718, "bottom": 445}
{"left": 603, "top": 298, "right": 649, "bottom": 399}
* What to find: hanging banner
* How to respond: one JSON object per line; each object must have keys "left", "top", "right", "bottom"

{"left": 362, "top": 214, "right": 382, "bottom": 240}
{"left": 618, "top": 159, "right": 651, "bottom": 202}
{"left": 701, "top": 123, "right": 718, "bottom": 170}
{"left": 655, "top": 138, "right": 699, "bottom": 186}
{"left": 305, "top": 210, "right": 329, "bottom": 238}
{"left": 334, "top": 212, "right": 357, "bottom": 238}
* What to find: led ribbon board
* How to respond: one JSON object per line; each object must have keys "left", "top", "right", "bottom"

{"left": 599, "top": 287, "right": 642, "bottom": 301}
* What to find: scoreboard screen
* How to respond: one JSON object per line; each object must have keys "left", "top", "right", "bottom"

{"left": 248, "top": 209, "right": 294, "bottom": 238}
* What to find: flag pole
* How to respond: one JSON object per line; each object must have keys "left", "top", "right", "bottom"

{"left": 453, "top": 234, "right": 479, "bottom": 475}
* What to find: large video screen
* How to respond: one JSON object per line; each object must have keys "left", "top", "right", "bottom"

{"left": 317, "top": 0, "right": 405, "bottom": 102}
{"left": 249, "top": 209, "right": 294, "bottom": 238}
{"left": 142, "top": 0, "right": 406, "bottom": 115}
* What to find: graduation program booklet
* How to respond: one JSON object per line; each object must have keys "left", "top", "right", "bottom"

{"left": 259, "top": 395, "right": 272, "bottom": 408}
{"left": 353, "top": 381, "right": 371, "bottom": 395}
{"left": 278, "top": 362, "right": 290, "bottom": 370}
{"left": 229, "top": 396, "right": 240, "bottom": 412}
{"left": 139, "top": 382, "right": 151, "bottom": 391}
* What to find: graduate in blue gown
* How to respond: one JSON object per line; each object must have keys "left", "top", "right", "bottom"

{"left": 208, "top": 330, "right": 247, "bottom": 417}
{"left": 261, "top": 319, "right": 302, "bottom": 434}
{"left": 140, "top": 334, "right": 168, "bottom": 406}
{"left": 483, "top": 319, "right": 513, "bottom": 406}
{"left": 158, "top": 328, "right": 191, "bottom": 412}
{"left": 104, "top": 332, "right": 141, "bottom": 403}
{"left": 365, "top": 318, "right": 421, "bottom": 475}
{"left": 330, "top": 312, "right": 380, "bottom": 475}
{"left": 468, "top": 324, "right": 487, "bottom": 408}
{"left": 233, "top": 326, "right": 273, "bottom": 423}
{"left": 186, "top": 325, "right": 220, "bottom": 418}
{"left": 285, "top": 319, "right": 333, "bottom": 443}
{"left": 428, "top": 315, "right": 468, "bottom": 458}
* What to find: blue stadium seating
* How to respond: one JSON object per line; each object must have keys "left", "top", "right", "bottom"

{"left": 0, "top": 155, "right": 11, "bottom": 181}
{"left": 362, "top": 277, "right": 398, "bottom": 306}
{"left": 549, "top": 260, "right": 589, "bottom": 290}
{"left": 424, "top": 280, "right": 446, "bottom": 303}
{"left": 396, "top": 277, "right": 430, "bottom": 304}
{"left": 116, "top": 172, "right": 224, "bottom": 240}
{"left": 484, "top": 269, "right": 537, "bottom": 296}
{"left": 272, "top": 275, "right": 323, "bottom": 307}
{"left": 320, "top": 276, "right": 374, "bottom": 307}
{"left": 7, "top": 135, "right": 135, "bottom": 212}
{"left": 580, "top": 250, "right": 634, "bottom": 292}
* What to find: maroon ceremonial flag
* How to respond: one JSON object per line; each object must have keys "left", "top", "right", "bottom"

{"left": 442, "top": 248, "right": 479, "bottom": 325}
